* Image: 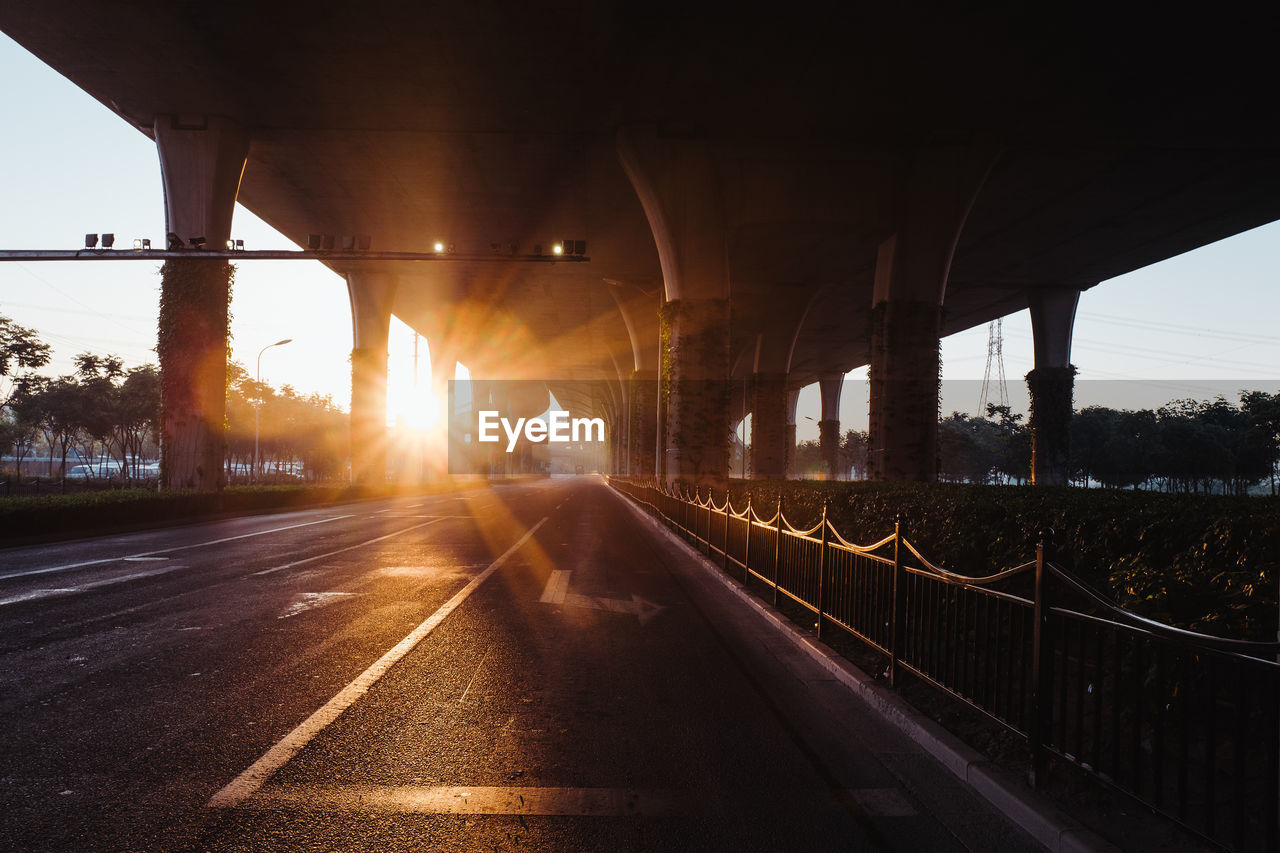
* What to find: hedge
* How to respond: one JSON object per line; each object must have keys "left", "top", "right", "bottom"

{"left": 718, "top": 480, "right": 1279, "bottom": 641}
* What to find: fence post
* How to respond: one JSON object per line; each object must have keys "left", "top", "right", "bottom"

{"left": 889, "top": 513, "right": 905, "bottom": 688}
{"left": 1029, "top": 528, "right": 1054, "bottom": 789}
{"left": 743, "top": 498, "right": 752, "bottom": 582}
{"left": 817, "top": 501, "right": 829, "bottom": 640}
{"left": 773, "top": 495, "right": 783, "bottom": 606}
{"left": 722, "top": 494, "right": 731, "bottom": 570}
{"left": 706, "top": 490, "right": 713, "bottom": 556}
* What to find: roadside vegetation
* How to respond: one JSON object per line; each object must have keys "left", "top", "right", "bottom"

{"left": 723, "top": 478, "right": 1278, "bottom": 641}
{"left": 794, "top": 395, "right": 1280, "bottom": 494}
{"left": 0, "top": 311, "right": 348, "bottom": 488}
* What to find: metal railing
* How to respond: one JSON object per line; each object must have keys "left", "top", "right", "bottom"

{"left": 611, "top": 477, "right": 1280, "bottom": 853}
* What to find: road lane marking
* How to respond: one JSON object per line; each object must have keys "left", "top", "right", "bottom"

{"left": 252, "top": 518, "right": 447, "bottom": 577}
{"left": 0, "top": 566, "right": 184, "bottom": 607}
{"left": 279, "top": 592, "right": 360, "bottom": 619}
{"left": 242, "top": 785, "right": 684, "bottom": 816}
{"left": 538, "top": 569, "right": 571, "bottom": 604}
{"left": 538, "top": 570, "right": 663, "bottom": 624}
{"left": 208, "top": 516, "right": 549, "bottom": 808}
{"left": 0, "top": 515, "right": 356, "bottom": 582}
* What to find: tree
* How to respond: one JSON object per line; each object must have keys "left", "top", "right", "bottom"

{"left": 0, "top": 314, "right": 51, "bottom": 386}
{"left": 841, "top": 430, "right": 869, "bottom": 480}
{"left": 1241, "top": 391, "right": 1280, "bottom": 495}
{"left": 986, "top": 404, "right": 1030, "bottom": 484}
{"left": 0, "top": 314, "right": 51, "bottom": 477}
{"left": 116, "top": 365, "right": 161, "bottom": 479}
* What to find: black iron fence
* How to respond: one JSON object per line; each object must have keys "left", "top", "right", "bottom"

{"left": 611, "top": 477, "right": 1280, "bottom": 853}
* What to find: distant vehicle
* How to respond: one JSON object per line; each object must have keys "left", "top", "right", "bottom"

{"left": 65, "top": 465, "right": 102, "bottom": 479}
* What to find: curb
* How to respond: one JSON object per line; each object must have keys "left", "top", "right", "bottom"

{"left": 611, "top": 485, "right": 1123, "bottom": 853}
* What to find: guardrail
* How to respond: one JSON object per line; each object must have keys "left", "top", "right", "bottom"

{"left": 611, "top": 477, "right": 1280, "bottom": 853}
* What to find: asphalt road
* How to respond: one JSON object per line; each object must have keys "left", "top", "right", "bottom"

{"left": 0, "top": 478, "right": 1039, "bottom": 852}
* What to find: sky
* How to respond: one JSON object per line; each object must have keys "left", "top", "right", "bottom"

{"left": 1, "top": 33, "right": 1277, "bottom": 440}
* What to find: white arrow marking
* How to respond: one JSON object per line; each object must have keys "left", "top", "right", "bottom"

{"left": 538, "top": 570, "right": 662, "bottom": 624}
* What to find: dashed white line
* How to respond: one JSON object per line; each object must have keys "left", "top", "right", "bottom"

{"left": 0, "top": 566, "right": 184, "bottom": 607}
{"left": 251, "top": 518, "right": 447, "bottom": 577}
{"left": 0, "top": 515, "right": 356, "bottom": 582}
{"left": 208, "top": 516, "right": 549, "bottom": 808}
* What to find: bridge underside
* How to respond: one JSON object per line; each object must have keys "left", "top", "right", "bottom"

{"left": 4, "top": 3, "right": 1279, "bottom": 485}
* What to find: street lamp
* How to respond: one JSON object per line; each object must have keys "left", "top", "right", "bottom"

{"left": 254, "top": 338, "right": 292, "bottom": 483}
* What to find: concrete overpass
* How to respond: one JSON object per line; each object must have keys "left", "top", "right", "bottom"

{"left": 3, "top": 2, "right": 1279, "bottom": 487}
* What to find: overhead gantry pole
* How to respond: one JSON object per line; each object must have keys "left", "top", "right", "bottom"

{"left": 154, "top": 114, "right": 249, "bottom": 491}
{"left": 618, "top": 127, "right": 732, "bottom": 489}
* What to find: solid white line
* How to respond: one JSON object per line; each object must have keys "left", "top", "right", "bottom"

{"left": 251, "top": 518, "right": 446, "bottom": 577}
{"left": 207, "top": 516, "right": 549, "bottom": 808}
{"left": 0, "top": 515, "right": 356, "bottom": 582}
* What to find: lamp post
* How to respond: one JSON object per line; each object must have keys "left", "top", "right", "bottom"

{"left": 254, "top": 338, "right": 292, "bottom": 483}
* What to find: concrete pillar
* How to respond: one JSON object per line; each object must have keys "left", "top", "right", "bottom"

{"left": 751, "top": 373, "right": 788, "bottom": 479}
{"left": 660, "top": 299, "right": 732, "bottom": 486}
{"left": 629, "top": 369, "right": 658, "bottom": 477}
{"left": 785, "top": 387, "right": 800, "bottom": 477}
{"left": 427, "top": 342, "right": 455, "bottom": 481}
{"left": 618, "top": 128, "right": 731, "bottom": 488}
{"left": 819, "top": 373, "right": 843, "bottom": 479}
{"left": 868, "top": 144, "right": 997, "bottom": 482}
{"left": 1026, "top": 288, "right": 1081, "bottom": 486}
{"left": 154, "top": 115, "right": 248, "bottom": 491}
{"left": 348, "top": 271, "right": 397, "bottom": 485}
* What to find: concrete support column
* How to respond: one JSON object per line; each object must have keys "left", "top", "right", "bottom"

{"left": 818, "top": 373, "right": 843, "bottom": 479}
{"left": 618, "top": 127, "right": 730, "bottom": 488}
{"left": 868, "top": 296, "right": 942, "bottom": 481}
{"left": 1026, "top": 288, "right": 1081, "bottom": 486}
{"left": 154, "top": 115, "right": 248, "bottom": 491}
{"left": 629, "top": 369, "right": 658, "bottom": 477}
{"left": 660, "top": 298, "right": 731, "bottom": 488}
{"left": 785, "top": 387, "right": 800, "bottom": 478}
{"left": 868, "top": 144, "right": 997, "bottom": 482}
{"left": 348, "top": 271, "right": 397, "bottom": 485}
{"left": 750, "top": 373, "right": 788, "bottom": 479}
{"left": 427, "top": 345, "right": 454, "bottom": 481}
